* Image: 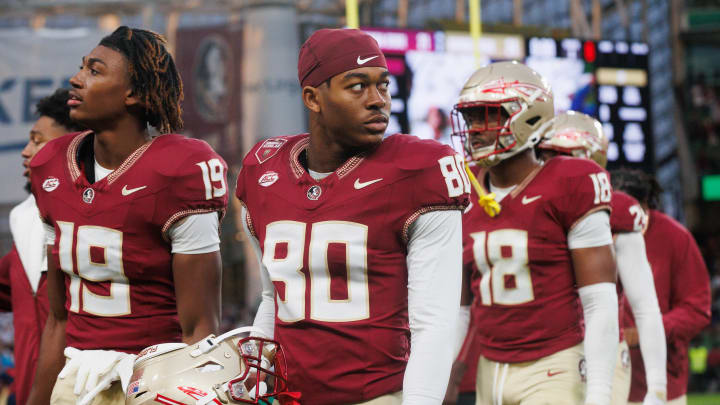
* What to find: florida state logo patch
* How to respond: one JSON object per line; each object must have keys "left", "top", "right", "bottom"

{"left": 255, "top": 138, "right": 288, "bottom": 164}
{"left": 258, "top": 171, "right": 279, "bottom": 187}
{"left": 42, "top": 176, "right": 60, "bottom": 192}
{"left": 82, "top": 188, "right": 95, "bottom": 204}
{"left": 307, "top": 185, "right": 322, "bottom": 200}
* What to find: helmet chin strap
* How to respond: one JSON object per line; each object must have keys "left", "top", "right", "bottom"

{"left": 493, "top": 117, "right": 555, "bottom": 162}
{"left": 191, "top": 326, "right": 263, "bottom": 357}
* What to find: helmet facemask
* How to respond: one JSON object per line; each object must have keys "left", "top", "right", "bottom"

{"left": 229, "top": 336, "right": 290, "bottom": 403}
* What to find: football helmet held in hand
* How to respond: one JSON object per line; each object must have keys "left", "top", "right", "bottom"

{"left": 538, "top": 111, "right": 609, "bottom": 168}
{"left": 125, "top": 327, "right": 297, "bottom": 405}
{"left": 451, "top": 61, "right": 554, "bottom": 167}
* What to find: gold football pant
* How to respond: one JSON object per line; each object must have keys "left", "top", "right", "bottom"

{"left": 476, "top": 343, "right": 585, "bottom": 405}
{"left": 50, "top": 367, "right": 124, "bottom": 405}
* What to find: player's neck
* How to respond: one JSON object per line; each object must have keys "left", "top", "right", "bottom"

{"left": 306, "top": 128, "right": 365, "bottom": 173}
{"left": 488, "top": 149, "right": 541, "bottom": 188}
{"left": 92, "top": 118, "right": 151, "bottom": 170}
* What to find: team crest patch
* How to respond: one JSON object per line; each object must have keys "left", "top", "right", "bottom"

{"left": 258, "top": 171, "right": 279, "bottom": 187}
{"left": 307, "top": 185, "right": 322, "bottom": 200}
{"left": 42, "top": 177, "right": 59, "bottom": 192}
{"left": 255, "top": 138, "right": 288, "bottom": 164}
{"left": 82, "top": 188, "right": 95, "bottom": 204}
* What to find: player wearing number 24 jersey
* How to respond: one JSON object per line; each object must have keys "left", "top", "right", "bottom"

{"left": 237, "top": 28, "right": 470, "bottom": 405}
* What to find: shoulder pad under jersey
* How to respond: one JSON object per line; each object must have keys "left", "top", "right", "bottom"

{"left": 380, "top": 134, "right": 461, "bottom": 171}
{"left": 29, "top": 131, "right": 85, "bottom": 169}
{"left": 242, "top": 135, "right": 301, "bottom": 167}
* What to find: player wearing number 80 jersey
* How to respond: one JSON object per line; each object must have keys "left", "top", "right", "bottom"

{"left": 237, "top": 28, "right": 470, "bottom": 405}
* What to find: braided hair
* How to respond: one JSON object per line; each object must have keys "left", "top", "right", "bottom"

{"left": 99, "top": 26, "right": 183, "bottom": 134}
{"left": 610, "top": 168, "right": 662, "bottom": 209}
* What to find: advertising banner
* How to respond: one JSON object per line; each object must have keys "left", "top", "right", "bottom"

{"left": 0, "top": 28, "right": 106, "bottom": 203}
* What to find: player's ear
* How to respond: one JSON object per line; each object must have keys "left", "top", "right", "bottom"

{"left": 302, "top": 85, "right": 322, "bottom": 113}
{"left": 125, "top": 89, "right": 142, "bottom": 108}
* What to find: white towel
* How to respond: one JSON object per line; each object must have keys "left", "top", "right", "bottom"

{"left": 9, "top": 194, "right": 47, "bottom": 293}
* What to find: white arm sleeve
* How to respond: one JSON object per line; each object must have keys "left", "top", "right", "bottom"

{"left": 615, "top": 232, "right": 667, "bottom": 394}
{"left": 44, "top": 222, "right": 56, "bottom": 245}
{"left": 240, "top": 206, "right": 275, "bottom": 339}
{"left": 579, "top": 282, "right": 619, "bottom": 405}
{"left": 568, "top": 211, "right": 613, "bottom": 249}
{"left": 403, "top": 210, "right": 463, "bottom": 405}
{"left": 454, "top": 306, "right": 471, "bottom": 359}
{"left": 168, "top": 212, "right": 220, "bottom": 254}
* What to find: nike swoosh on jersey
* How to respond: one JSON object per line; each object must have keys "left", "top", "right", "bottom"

{"left": 356, "top": 55, "right": 379, "bottom": 65}
{"left": 521, "top": 194, "right": 542, "bottom": 205}
{"left": 122, "top": 185, "right": 147, "bottom": 196}
{"left": 354, "top": 178, "right": 383, "bottom": 189}
{"left": 547, "top": 370, "right": 566, "bottom": 377}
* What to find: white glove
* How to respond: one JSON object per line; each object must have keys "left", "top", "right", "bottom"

{"left": 57, "top": 347, "right": 136, "bottom": 405}
{"left": 642, "top": 391, "right": 667, "bottom": 405}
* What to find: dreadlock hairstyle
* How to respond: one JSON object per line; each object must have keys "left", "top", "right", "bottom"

{"left": 36, "top": 88, "right": 84, "bottom": 132}
{"left": 610, "top": 168, "right": 663, "bottom": 210}
{"left": 99, "top": 26, "right": 183, "bottom": 134}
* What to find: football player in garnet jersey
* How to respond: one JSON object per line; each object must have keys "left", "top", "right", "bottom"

{"left": 26, "top": 27, "right": 228, "bottom": 405}
{"left": 537, "top": 111, "right": 667, "bottom": 405}
{"left": 0, "top": 89, "right": 84, "bottom": 405}
{"left": 235, "top": 28, "right": 470, "bottom": 405}
{"left": 449, "top": 61, "right": 619, "bottom": 405}
{"left": 611, "top": 169, "right": 710, "bottom": 405}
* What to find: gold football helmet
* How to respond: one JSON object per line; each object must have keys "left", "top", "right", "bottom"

{"left": 125, "top": 327, "right": 297, "bottom": 405}
{"left": 538, "top": 111, "right": 609, "bottom": 168}
{"left": 451, "top": 61, "right": 555, "bottom": 167}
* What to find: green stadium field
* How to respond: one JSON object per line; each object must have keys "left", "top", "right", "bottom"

{"left": 689, "top": 393, "right": 720, "bottom": 405}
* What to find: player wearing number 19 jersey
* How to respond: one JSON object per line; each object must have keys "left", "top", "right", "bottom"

{"left": 236, "top": 29, "right": 470, "bottom": 405}
{"left": 27, "top": 27, "right": 228, "bottom": 405}
{"left": 450, "top": 62, "right": 619, "bottom": 405}
{"left": 31, "top": 131, "right": 227, "bottom": 352}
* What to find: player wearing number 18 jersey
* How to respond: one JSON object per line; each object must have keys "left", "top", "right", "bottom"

{"left": 450, "top": 62, "right": 619, "bottom": 405}
{"left": 27, "top": 27, "right": 228, "bottom": 405}
{"left": 236, "top": 29, "right": 469, "bottom": 405}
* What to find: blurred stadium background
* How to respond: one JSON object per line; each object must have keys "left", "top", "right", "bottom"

{"left": 0, "top": 0, "right": 718, "bottom": 402}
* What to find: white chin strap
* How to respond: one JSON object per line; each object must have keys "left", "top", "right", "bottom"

{"left": 492, "top": 117, "right": 556, "bottom": 162}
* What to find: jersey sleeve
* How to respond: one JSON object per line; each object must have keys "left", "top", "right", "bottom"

{"left": 664, "top": 229, "right": 711, "bottom": 342}
{"left": 610, "top": 191, "right": 644, "bottom": 233}
{"left": 550, "top": 157, "right": 612, "bottom": 232}
{"left": 156, "top": 140, "right": 229, "bottom": 233}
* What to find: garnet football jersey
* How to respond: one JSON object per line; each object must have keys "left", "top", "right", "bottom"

{"left": 624, "top": 210, "right": 710, "bottom": 401}
{"left": 464, "top": 156, "right": 612, "bottom": 363}
{"left": 236, "top": 134, "right": 469, "bottom": 405}
{"left": 0, "top": 246, "right": 49, "bottom": 405}
{"left": 30, "top": 131, "right": 228, "bottom": 353}
{"left": 610, "top": 191, "right": 645, "bottom": 234}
